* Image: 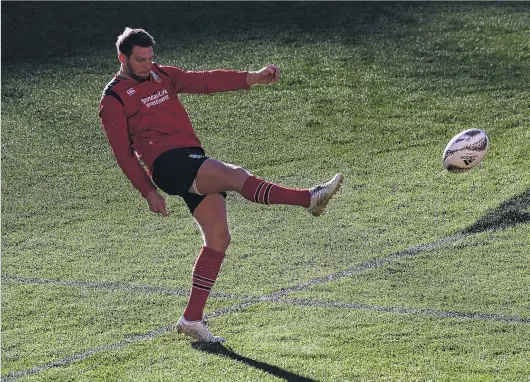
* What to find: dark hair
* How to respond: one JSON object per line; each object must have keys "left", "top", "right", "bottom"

{"left": 116, "top": 27, "right": 155, "bottom": 57}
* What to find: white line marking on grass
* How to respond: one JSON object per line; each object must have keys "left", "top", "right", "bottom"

{"left": 2, "top": 323, "right": 178, "bottom": 382}
{"left": 205, "top": 234, "right": 467, "bottom": 318}
{"left": 8, "top": 232, "right": 519, "bottom": 381}
{"left": 1, "top": 275, "right": 253, "bottom": 300}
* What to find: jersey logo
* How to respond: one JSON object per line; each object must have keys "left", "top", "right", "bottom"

{"left": 127, "top": 88, "right": 136, "bottom": 96}
{"left": 141, "top": 89, "right": 169, "bottom": 108}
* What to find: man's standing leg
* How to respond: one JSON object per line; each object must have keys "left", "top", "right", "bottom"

{"left": 176, "top": 193, "right": 229, "bottom": 342}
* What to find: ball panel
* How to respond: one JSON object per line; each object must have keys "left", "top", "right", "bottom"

{"left": 446, "top": 164, "right": 468, "bottom": 172}
{"left": 442, "top": 129, "right": 489, "bottom": 172}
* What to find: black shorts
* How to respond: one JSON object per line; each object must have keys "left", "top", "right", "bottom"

{"left": 151, "top": 147, "right": 226, "bottom": 214}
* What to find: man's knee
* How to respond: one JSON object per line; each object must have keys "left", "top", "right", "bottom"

{"left": 224, "top": 163, "right": 250, "bottom": 178}
{"left": 203, "top": 227, "right": 231, "bottom": 253}
{"left": 234, "top": 165, "right": 250, "bottom": 177}
{"left": 224, "top": 164, "right": 250, "bottom": 191}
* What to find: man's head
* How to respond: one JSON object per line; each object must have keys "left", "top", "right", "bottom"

{"left": 116, "top": 27, "right": 155, "bottom": 81}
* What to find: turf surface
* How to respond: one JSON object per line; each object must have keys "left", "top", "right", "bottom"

{"left": 2, "top": 2, "right": 529, "bottom": 381}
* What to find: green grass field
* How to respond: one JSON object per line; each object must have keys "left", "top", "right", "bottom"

{"left": 2, "top": 2, "right": 530, "bottom": 381}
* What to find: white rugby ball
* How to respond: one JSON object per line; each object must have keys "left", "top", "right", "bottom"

{"left": 442, "top": 129, "right": 489, "bottom": 172}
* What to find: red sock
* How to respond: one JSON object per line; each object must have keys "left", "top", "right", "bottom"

{"left": 183, "top": 246, "right": 225, "bottom": 322}
{"left": 241, "top": 176, "right": 310, "bottom": 207}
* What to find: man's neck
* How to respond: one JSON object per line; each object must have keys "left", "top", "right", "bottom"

{"left": 118, "top": 68, "right": 148, "bottom": 82}
{"left": 117, "top": 70, "right": 129, "bottom": 79}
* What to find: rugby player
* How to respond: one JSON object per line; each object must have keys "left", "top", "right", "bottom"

{"left": 99, "top": 27, "right": 343, "bottom": 342}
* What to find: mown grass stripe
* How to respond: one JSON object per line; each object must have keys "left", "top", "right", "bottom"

{"left": 0, "top": 275, "right": 252, "bottom": 300}
{"left": 4, "top": 275, "right": 527, "bottom": 326}
{"left": 270, "top": 298, "right": 530, "bottom": 324}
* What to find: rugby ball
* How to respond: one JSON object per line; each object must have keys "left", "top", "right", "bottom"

{"left": 442, "top": 129, "right": 489, "bottom": 172}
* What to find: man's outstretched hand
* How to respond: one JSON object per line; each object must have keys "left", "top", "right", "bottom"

{"left": 247, "top": 64, "right": 280, "bottom": 86}
{"left": 146, "top": 190, "right": 169, "bottom": 216}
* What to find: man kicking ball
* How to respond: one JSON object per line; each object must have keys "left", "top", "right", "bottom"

{"left": 99, "top": 27, "right": 343, "bottom": 342}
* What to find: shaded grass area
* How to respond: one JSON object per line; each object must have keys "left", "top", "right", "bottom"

{"left": 465, "top": 187, "right": 530, "bottom": 234}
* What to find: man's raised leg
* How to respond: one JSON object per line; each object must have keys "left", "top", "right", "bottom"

{"left": 190, "top": 158, "right": 343, "bottom": 216}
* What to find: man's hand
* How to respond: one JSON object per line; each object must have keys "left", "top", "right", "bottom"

{"left": 247, "top": 64, "right": 280, "bottom": 86}
{"left": 146, "top": 190, "right": 169, "bottom": 216}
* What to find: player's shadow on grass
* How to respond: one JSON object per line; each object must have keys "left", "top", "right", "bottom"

{"left": 191, "top": 342, "right": 317, "bottom": 382}
{"left": 464, "top": 188, "right": 530, "bottom": 234}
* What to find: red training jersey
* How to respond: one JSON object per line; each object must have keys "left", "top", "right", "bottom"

{"left": 99, "top": 63, "right": 249, "bottom": 198}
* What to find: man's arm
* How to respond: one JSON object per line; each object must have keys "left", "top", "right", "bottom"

{"left": 99, "top": 96, "right": 168, "bottom": 216}
{"left": 160, "top": 64, "right": 280, "bottom": 94}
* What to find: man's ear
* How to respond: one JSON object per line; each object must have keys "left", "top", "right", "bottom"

{"left": 118, "top": 53, "right": 127, "bottom": 65}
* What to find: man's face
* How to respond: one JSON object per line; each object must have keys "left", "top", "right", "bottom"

{"left": 121, "top": 46, "right": 154, "bottom": 80}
